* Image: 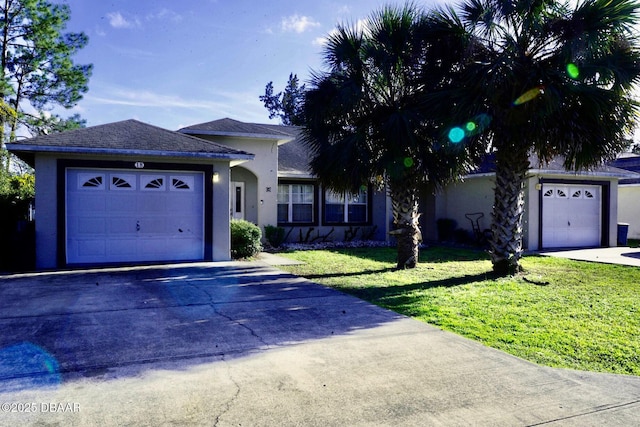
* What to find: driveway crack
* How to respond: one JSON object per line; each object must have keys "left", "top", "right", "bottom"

{"left": 187, "top": 281, "right": 271, "bottom": 349}
{"left": 213, "top": 355, "right": 241, "bottom": 427}
{"left": 526, "top": 399, "right": 640, "bottom": 426}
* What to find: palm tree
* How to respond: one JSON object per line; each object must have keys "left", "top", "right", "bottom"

{"left": 302, "top": 4, "right": 479, "bottom": 269}
{"left": 426, "top": 0, "right": 640, "bottom": 275}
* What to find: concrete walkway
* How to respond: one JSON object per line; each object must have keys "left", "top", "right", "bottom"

{"left": 539, "top": 246, "right": 640, "bottom": 267}
{"left": 0, "top": 262, "right": 638, "bottom": 426}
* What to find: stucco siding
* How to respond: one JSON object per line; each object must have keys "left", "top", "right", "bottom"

{"left": 211, "top": 161, "right": 232, "bottom": 260}
{"left": 435, "top": 176, "right": 494, "bottom": 241}
{"left": 618, "top": 185, "right": 640, "bottom": 239}
{"left": 202, "top": 135, "right": 279, "bottom": 230}
{"left": 34, "top": 155, "right": 58, "bottom": 269}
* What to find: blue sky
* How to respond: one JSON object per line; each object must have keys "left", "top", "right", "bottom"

{"left": 56, "top": 0, "right": 444, "bottom": 131}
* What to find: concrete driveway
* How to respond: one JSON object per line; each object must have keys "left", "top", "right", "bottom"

{"left": 540, "top": 246, "right": 640, "bottom": 267}
{"left": 0, "top": 261, "right": 639, "bottom": 426}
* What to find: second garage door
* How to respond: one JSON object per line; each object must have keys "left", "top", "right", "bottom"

{"left": 541, "top": 183, "right": 601, "bottom": 249}
{"left": 66, "top": 168, "right": 205, "bottom": 264}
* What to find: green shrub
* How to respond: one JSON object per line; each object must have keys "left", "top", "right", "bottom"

{"left": 264, "top": 224, "right": 286, "bottom": 248}
{"left": 0, "top": 168, "right": 35, "bottom": 271}
{"left": 230, "top": 219, "right": 262, "bottom": 259}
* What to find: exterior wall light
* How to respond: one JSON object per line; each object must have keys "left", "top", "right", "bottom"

{"left": 212, "top": 172, "right": 220, "bottom": 183}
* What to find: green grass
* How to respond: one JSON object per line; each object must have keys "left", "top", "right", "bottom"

{"left": 279, "top": 247, "right": 640, "bottom": 376}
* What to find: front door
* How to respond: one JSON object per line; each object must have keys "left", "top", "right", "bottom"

{"left": 231, "top": 181, "right": 245, "bottom": 220}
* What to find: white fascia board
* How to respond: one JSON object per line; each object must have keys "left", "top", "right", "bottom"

{"left": 8, "top": 144, "right": 255, "bottom": 161}
{"left": 530, "top": 169, "right": 638, "bottom": 179}
{"left": 462, "top": 169, "right": 639, "bottom": 180}
{"left": 278, "top": 171, "right": 315, "bottom": 179}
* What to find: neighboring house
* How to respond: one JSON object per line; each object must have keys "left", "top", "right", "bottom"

{"left": 9, "top": 117, "right": 636, "bottom": 269}
{"left": 8, "top": 120, "right": 253, "bottom": 269}
{"left": 611, "top": 153, "right": 640, "bottom": 239}
{"left": 421, "top": 154, "right": 638, "bottom": 250}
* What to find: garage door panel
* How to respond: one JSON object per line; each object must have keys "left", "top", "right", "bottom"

{"left": 66, "top": 168, "right": 205, "bottom": 264}
{"left": 77, "top": 240, "right": 106, "bottom": 257}
{"left": 167, "top": 214, "right": 202, "bottom": 228}
{"left": 76, "top": 217, "right": 107, "bottom": 235}
{"left": 138, "top": 218, "right": 168, "bottom": 234}
{"left": 69, "top": 194, "right": 106, "bottom": 213}
{"left": 107, "top": 194, "right": 137, "bottom": 212}
{"left": 107, "top": 239, "right": 137, "bottom": 256}
{"left": 165, "top": 238, "right": 205, "bottom": 259}
{"left": 108, "top": 218, "right": 137, "bottom": 234}
{"left": 137, "top": 194, "right": 167, "bottom": 213}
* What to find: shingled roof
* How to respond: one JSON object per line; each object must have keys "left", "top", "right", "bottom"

{"left": 611, "top": 154, "right": 640, "bottom": 184}
{"left": 469, "top": 153, "right": 638, "bottom": 178}
{"left": 275, "top": 127, "right": 314, "bottom": 178}
{"left": 8, "top": 119, "right": 254, "bottom": 162}
{"left": 180, "top": 118, "right": 311, "bottom": 176}
{"left": 179, "top": 118, "right": 295, "bottom": 140}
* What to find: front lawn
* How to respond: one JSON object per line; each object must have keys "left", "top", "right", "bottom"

{"left": 279, "top": 247, "right": 640, "bottom": 376}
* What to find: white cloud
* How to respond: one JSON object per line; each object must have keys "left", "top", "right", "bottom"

{"left": 106, "top": 12, "right": 140, "bottom": 29}
{"left": 313, "top": 19, "right": 368, "bottom": 47}
{"left": 281, "top": 14, "right": 320, "bottom": 33}
{"left": 312, "top": 37, "right": 327, "bottom": 47}
{"left": 337, "top": 5, "right": 351, "bottom": 15}
{"left": 84, "top": 86, "right": 260, "bottom": 117}
{"left": 146, "top": 8, "right": 183, "bottom": 23}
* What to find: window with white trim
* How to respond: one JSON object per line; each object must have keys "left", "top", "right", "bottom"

{"left": 324, "top": 188, "right": 368, "bottom": 223}
{"left": 277, "top": 183, "right": 315, "bottom": 223}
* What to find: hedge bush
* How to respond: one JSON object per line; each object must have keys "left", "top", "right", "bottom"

{"left": 230, "top": 219, "right": 262, "bottom": 259}
{"left": 264, "top": 224, "right": 286, "bottom": 248}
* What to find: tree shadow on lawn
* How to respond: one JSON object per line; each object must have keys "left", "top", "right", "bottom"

{"left": 341, "top": 271, "right": 499, "bottom": 305}
{"left": 300, "top": 267, "right": 398, "bottom": 280}
{"left": 317, "top": 246, "right": 490, "bottom": 265}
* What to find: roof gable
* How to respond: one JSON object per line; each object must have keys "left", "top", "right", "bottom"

{"left": 179, "top": 118, "right": 295, "bottom": 140}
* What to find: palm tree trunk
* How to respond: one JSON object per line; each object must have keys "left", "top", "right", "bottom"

{"left": 490, "top": 145, "right": 530, "bottom": 275}
{"left": 388, "top": 172, "right": 422, "bottom": 269}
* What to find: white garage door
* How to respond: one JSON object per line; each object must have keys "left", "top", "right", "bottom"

{"left": 66, "top": 168, "right": 205, "bottom": 264}
{"left": 541, "top": 184, "right": 601, "bottom": 248}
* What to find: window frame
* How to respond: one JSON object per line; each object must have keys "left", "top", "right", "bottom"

{"left": 277, "top": 180, "right": 319, "bottom": 226}
{"left": 322, "top": 185, "right": 373, "bottom": 225}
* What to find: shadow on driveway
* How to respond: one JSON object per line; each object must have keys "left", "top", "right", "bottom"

{"left": 0, "top": 262, "right": 402, "bottom": 392}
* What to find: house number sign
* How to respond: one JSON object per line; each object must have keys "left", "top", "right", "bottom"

{"left": 134, "top": 162, "right": 145, "bottom": 169}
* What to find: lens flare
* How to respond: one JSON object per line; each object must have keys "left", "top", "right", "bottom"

{"left": 447, "top": 114, "right": 491, "bottom": 144}
{"left": 448, "top": 127, "right": 465, "bottom": 143}
{"left": 403, "top": 157, "right": 414, "bottom": 167}
{"left": 513, "top": 86, "right": 544, "bottom": 106}
{"left": 566, "top": 63, "right": 580, "bottom": 79}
